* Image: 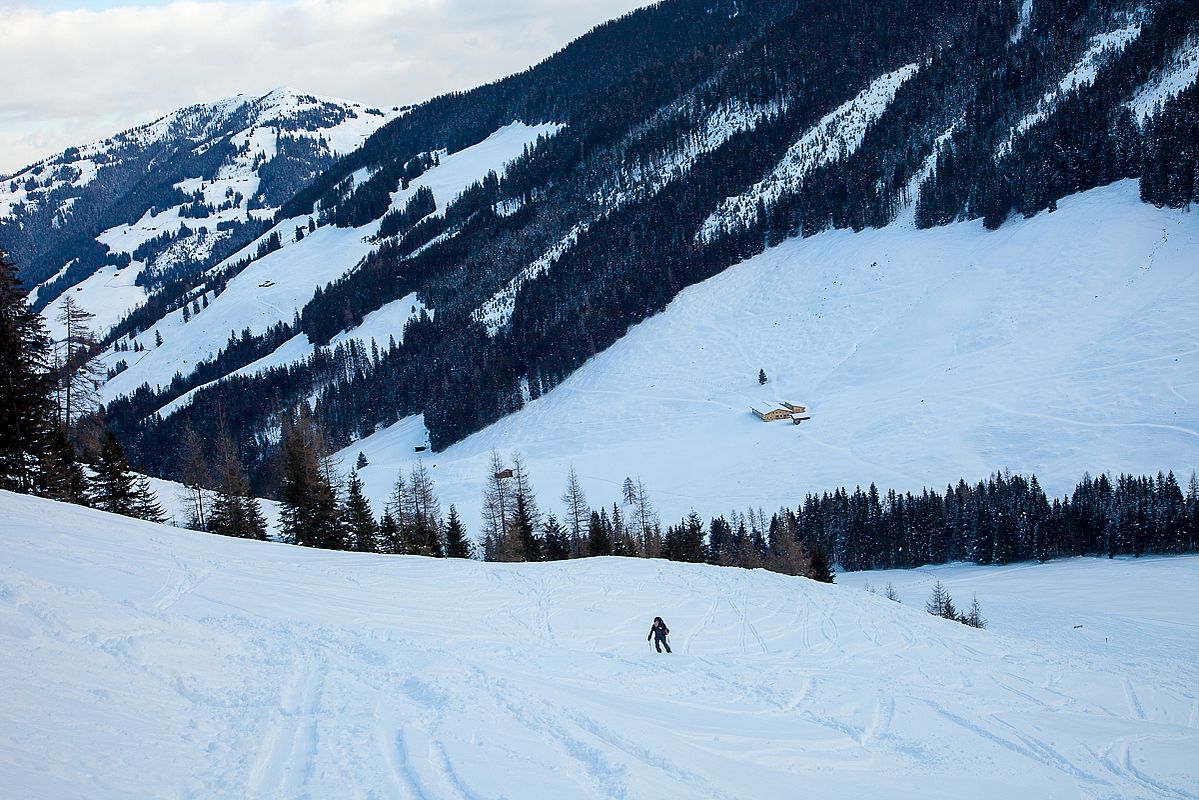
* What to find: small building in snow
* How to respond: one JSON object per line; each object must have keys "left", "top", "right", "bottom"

{"left": 751, "top": 401, "right": 811, "bottom": 424}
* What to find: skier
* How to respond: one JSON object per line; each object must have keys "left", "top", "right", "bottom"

{"left": 648, "top": 616, "right": 671, "bottom": 653}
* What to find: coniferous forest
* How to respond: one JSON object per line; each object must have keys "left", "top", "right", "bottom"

{"left": 71, "top": 0, "right": 1199, "bottom": 489}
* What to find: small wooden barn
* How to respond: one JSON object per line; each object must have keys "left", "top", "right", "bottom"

{"left": 751, "top": 401, "right": 811, "bottom": 424}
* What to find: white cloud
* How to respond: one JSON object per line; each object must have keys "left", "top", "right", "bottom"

{"left": 0, "top": 0, "right": 655, "bottom": 174}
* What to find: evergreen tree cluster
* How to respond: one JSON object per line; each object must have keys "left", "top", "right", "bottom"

{"left": 925, "top": 580, "right": 987, "bottom": 628}
{"left": 0, "top": 250, "right": 167, "bottom": 522}
{"left": 466, "top": 464, "right": 1197, "bottom": 583}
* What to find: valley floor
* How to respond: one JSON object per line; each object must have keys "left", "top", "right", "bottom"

{"left": 2, "top": 491, "right": 1196, "bottom": 798}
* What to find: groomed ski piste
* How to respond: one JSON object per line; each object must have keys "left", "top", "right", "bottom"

{"left": 1, "top": 490, "right": 1196, "bottom": 798}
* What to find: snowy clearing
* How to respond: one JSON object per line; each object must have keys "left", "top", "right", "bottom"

{"left": 1128, "top": 36, "right": 1199, "bottom": 121}
{"left": 386, "top": 122, "right": 562, "bottom": 221}
{"left": 1, "top": 491, "right": 1195, "bottom": 798}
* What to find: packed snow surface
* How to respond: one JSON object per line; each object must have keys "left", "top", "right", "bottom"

{"left": 1, "top": 491, "right": 1196, "bottom": 798}
{"left": 344, "top": 182, "right": 1199, "bottom": 529}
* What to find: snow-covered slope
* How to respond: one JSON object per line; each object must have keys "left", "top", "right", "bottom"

{"left": 998, "top": 21, "right": 1142, "bottom": 157}
{"left": 1, "top": 491, "right": 1195, "bottom": 798}
{"left": 342, "top": 181, "right": 1199, "bottom": 528}
{"left": 1128, "top": 35, "right": 1199, "bottom": 121}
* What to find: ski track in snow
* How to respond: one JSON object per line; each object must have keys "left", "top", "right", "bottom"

{"left": 2, "top": 491, "right": 1198, "bottom": 799}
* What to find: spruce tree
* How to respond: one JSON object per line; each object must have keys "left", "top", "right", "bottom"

{"left": 277, "top": 407, "right": 342, "bottom": 549}
{"left": 0, "top": 250, "right": 55, "bottom": 493}
{"left": 510, "top": 490, "right": 541, "bottom": 562}
{"left": 37, "top": 427, "right": 88, "bottom": 504}
{"left": 343, "top": 470, "right": 379, "bottom": 552}
{"left": 91, "top": 432, "right": 137, "bottom": 515}
{"left": 208, "top": 430, "right": 267, "bottom": 540}
{"left": 808, "top": 544, "right": 835, "bottom": 583}
{"left": 131, "top": 475, "right": 167, "bottom": 523}
{"left": 379, "top": 511, "right": 401, "bottom": 554}
{"left": 541, "top": 515, "right": 570, "bottom": 561}
{"left": 444, "top": 505, "right": 473, "bottom": 558}
{"left": 587, "top": 510, "right": 612, "bottom": 556}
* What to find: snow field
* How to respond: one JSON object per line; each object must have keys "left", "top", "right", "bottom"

{"left": 42, "top": 261, "right": 148, "bottom": 341}
{"left": 1128, "top": 36, "right": 1199, "bottom": 121}
{"left": 1, "top": 490, "right": 1196, "bottom": 798}
{"left": 386, "top": 122, "right": 562, "bottom": 220}
{"left": 98, "top": 221, "right": 379, "bottom": 403}
{"left": 342, "top": 181, "right": 1199, "bottom": 533}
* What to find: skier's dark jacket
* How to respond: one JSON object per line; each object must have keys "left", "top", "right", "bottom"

{"left": 648, "top": 617, "right": 670, "bottom": 641}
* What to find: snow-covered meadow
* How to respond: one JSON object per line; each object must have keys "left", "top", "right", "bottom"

{"left": 1, "top": 491, "right": 1196, "bottom": 798}
{"left": 344, "top": 180, "right": 1199, "bottom": 530}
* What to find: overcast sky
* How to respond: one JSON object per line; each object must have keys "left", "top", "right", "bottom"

{"left": 0, "top": 0, "right": 656, "bottom": 175}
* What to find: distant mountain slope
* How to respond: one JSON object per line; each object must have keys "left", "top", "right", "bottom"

{"left": 2, "top": 490, "right": 1196, "bottom": 798}
{"left": 0, "top": 88, "right": 399, "bottom": 305}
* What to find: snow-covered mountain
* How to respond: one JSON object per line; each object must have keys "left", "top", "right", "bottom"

{"left": 2, "top": 490, "right": 1196, "bottom": 798}
{"left": 4, "top": 0, "right": 1199, "bottom": 525}
{"left": 0, "top": 88, "right": 399, "bottom": 331}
